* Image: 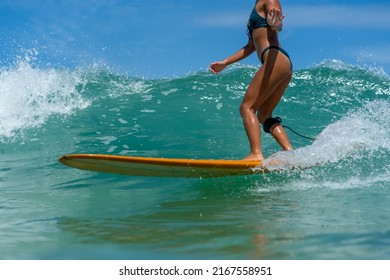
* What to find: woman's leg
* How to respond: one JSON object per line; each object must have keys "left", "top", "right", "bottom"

{"left": 240, "top": 67, "right": 267, "bottom": 160}
{"left": 257, "top": 74, "right": 293, "bottom": 151}
{"left": 240, "top": 50, "right": 292, "bottom": 160}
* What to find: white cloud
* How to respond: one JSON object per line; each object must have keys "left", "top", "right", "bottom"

{"left": 194, "top": 4, "right": 390, "bottom": 29}
{"left": 284, "top": 5, "right": 390, "bottom": 29}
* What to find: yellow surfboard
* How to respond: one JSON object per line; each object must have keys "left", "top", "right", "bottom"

{"left": 59, "top": 154, "right": 266, "bottom": 178}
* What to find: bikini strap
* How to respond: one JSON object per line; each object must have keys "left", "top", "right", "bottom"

{"left": 260, "top": 46, "right": 281, "bottom": 64}
{"left": 260, "top": 47, "right": 270, "bottom": 64}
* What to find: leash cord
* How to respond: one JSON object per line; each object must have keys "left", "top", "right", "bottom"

{"left": 282, "top": 125, "right": 316, "bottom": 141}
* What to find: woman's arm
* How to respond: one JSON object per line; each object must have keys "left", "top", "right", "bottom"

{"left": 209, "top": 39, "right": 256, "bottom": 74}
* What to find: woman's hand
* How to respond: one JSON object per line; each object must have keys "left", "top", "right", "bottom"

{"left": 209, "top": 60, "right": 228, "bottom": 75}
{"left": 267, "top": 8, "right": 285, "bottom": 31}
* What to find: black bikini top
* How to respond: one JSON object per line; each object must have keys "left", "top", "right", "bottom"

{"left": 247, "top": 7, "right": 268, "bottom": 40}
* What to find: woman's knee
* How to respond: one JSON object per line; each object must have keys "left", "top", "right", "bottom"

{"left": 239, "top": 102, "right": 254, "bottom": 117}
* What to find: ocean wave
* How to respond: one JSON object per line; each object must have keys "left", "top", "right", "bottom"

{"left": 0, "top": 57, "right": 90, "bottom": 139}
{"left": 0, "top": 57, "right": 388, "bottom": 146}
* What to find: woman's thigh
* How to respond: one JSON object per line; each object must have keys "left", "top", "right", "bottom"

{"left": 257, "top": 73, "right": 292, "bottom": 123}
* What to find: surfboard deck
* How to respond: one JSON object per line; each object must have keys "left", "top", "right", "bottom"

{"left": 59, "top": 154, "right": 266, "bottom": 178}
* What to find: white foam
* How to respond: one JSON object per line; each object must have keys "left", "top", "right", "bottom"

{"left": 0, "top": 54, "right": 90, "bottom": 138}
{"left": 264, "top": 100, "right": 390, "bottom": 170}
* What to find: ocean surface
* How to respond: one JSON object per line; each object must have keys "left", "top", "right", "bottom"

{"left": 1, "top": 56, "right": 389, "bottom": 260}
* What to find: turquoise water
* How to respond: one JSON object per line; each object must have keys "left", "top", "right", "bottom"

{"left": 1, "top": 57, "right": 390, "bottom": 259}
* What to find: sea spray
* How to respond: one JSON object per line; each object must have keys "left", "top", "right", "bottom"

{"left": 264, "top": 100, "right": 390, "bottom": 170}
{"left": 0, "top": 54, "right": 89, "bottom": 139}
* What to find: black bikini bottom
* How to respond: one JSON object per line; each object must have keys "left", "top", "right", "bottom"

{"left": 261, "top": 46, "right": 292, "bottom": 70}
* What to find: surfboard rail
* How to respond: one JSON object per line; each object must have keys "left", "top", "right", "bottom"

{"left": 59, "top": 154, "right": 265, "bottom": 178}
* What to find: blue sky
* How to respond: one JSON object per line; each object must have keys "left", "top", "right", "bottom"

{"left": 1, "top": 0, "right": 390, "bottom": 77}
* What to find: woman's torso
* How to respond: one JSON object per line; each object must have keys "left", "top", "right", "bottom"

{"left": 249, "top": 0, "right": 280, "bottom": 55}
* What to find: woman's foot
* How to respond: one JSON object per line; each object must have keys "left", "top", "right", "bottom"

{"left": 242, "top": 153, "right": 264, "bottom": 161}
